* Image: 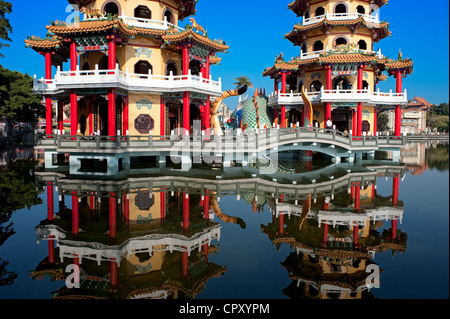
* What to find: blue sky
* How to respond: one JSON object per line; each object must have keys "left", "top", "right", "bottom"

{"left": 2, "top": 0, "right": 449, "bottom": 106}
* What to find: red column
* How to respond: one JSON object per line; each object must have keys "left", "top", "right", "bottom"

{"left": 48, "top": 239, "right": 55, "bottom": 263}
{"left": 281, "top": 71, "right": 287, "bottom": 125}
{"left": 392, "top": 176, "right": 399, "bottom": 206}
{"left": 203, "top": 193, "right": 210, "bottom": 221}
{"left": 182, "top": 251, "right": 189, "bottom": 276}
{"left": 183, "top": 92, "right": 190, "bottom": 135}
{"left": 322, "top": 222, "right": 329, "bottom": 247}
{"left": 108, "top": 37, "right": 117, "bottom": 137}
{"left": 395, "top": 71, "right": 403, "bottom": 137}
{"left": 47, "top": 183, "right": 54, "bottom": 221}
{"left": 325, "top": 65, "right": 332, "bottom": 124}
{"left": 108, "top": 37, "right": 116, "bottom": 72}
{"left": 391, "top": 219, "right": 398, "bottom": 239}
{"left": 88, "top": 99, "right": 93, "bottom": 135}
{"left": 182, "top": 45, "right": 190, "bottom": 77}
{"left": 70, "top": 91, "right": 78, "bottom": 136}
{"left": 354, "top": 185, "right": 360, "bottom": 213}
{"left": 72, "top": 192, "right": 79, "bottom": 236}
{"left": 160, "top": 191, "right": 166, "bottom": 222}
{"left": 108, "top": 88, "right": 116, "bottom": 137}
{"left": 373, "top": 109, "right": 378, "bottom": 135}
{"left": 279, "top": 214, "right": 285, "bottom": 235}
{"left": 123, "top": 96, "right": 129, "bottom": 135}
{"left": 204, "top": 55, "right": 211, "bottom": 133}
{"left": 44, "top": 52, "right": 53, "bottom": 135}
{"left": 357, "top": 65, "right": 364, "bottom": 137}
{"left": 58, "top": 101, "right": 64, "bottom": 133}
{"left": 182, "top": 44, "right": 191, "bottom": 135}
{"left": 110, "top": 261, "right": 118, "bottom": 287}
{"left": 183, "top": 193, "right": 190, "bottom": 231}
{"left": 123, "top": 192, "right": 130, "bottom": 227}
{"left": 70, "top": 41, "right": 77, "bottom": 74}
{"left": 160, "top": 97, "right": 165, "bottom": 136}
{"left": 109, "top": 195, "right": 117, "bottom": 239}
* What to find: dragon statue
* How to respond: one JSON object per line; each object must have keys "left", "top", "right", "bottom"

{"left": 210, "top": 85, "right": 248, "bottom": 135}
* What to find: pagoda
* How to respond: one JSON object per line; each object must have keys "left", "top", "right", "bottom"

{"left": 25, "top": 0, "right": 228, "bottom": 138}
{"left": 264, "top": 0, "right": 414, "bottom": 137}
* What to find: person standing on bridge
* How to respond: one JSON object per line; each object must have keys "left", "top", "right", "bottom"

{"left": 326, "top": 118, "right": 333, "bottom": 130}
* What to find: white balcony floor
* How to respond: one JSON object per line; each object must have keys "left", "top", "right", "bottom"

{"left": 33, "top": 66, "right": 223, "bottom": 96}
{"left": 268, "top": 88, "right": 408, "bottom": 107}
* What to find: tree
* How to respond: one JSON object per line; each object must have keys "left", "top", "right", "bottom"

{"left": 0, "top": 1, "right": 12, "bottom": 58}
{"left": 378, "top": 112, "right": 389, "bottom": 132}
{"left": 234, "top": 75, "right": 254, "bottom": 89}
{"left": 429, "top": 102, "right": 449, "bottom": 117}
{"left": 0, "top": 66, "right": 45, "bottom": 126}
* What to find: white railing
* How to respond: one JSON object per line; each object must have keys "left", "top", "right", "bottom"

{"left": 33, "top": 64, "right": 222, "bottom": 95}
{"left": 268, "top": 90, "right": 321, "bottom": 106}
{"left": 302, "top": 11, "right": 380, "bottom": 26}
{"left": 299, "top": 50, "right": 327, "bottom": 60}
{"left": 118, "top": 15, "right": 184, "bottom": 32}
{"left": 268, "top": 88, "right": 408, "bottom": 106}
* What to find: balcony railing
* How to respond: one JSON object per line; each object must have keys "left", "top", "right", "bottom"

{"left": 33, "top": 64, "right": 222, "bottom": 96}
{"left": 268, "top": 88, "right": 408, "bottom": 106}
{"left": 302, "top": 11, "right": 380, "bottom": 26}
{"left": 118, "top": 15, "right": 184, "bottom": 32}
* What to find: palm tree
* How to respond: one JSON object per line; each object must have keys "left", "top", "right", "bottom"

{"left": 234, "top": 75, "right": 254, "bottom": 89}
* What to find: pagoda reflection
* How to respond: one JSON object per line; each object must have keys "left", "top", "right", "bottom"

{"left": 261, "top": 172, "right": 407, "bottom": 299}
{"left": 31, "top": 184, "right": 225, "bottom": 299}
{"left": 31, "top": 159, "right": 407, "bottom": 299}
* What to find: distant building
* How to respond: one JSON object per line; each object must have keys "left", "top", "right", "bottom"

{"left": 388, "top": 96, "right": 432, "bottom": 134}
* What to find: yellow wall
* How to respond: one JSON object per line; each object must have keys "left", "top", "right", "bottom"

{"left": 128, "top": 94, "right": 162, "bottom": 136}
{"left": 126, "top": 250, "right": 166, "bottom": 275}
{"left": 87, "top": 0, "right": 180, "bottom": 22}
{"left": 309, "top": 0, "right": 376, "bottom": 17}
{"left": 306, "top": 27, "right": 374, "bottom": 53}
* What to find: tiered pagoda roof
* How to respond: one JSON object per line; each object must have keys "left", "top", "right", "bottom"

{"left": 287, "top": 0, "right": 389, "bottom": 16}
{"left": 263, "top": 45, "right": 391, "bottom": 77}
{"left": 162, "top": 26, "right": 229, "bottom": 52}
{"left": 286, "top": 17, "right": 391, "bottom": 45}
{"left": 25, "top": 16, "right": 228, "bottom": 66}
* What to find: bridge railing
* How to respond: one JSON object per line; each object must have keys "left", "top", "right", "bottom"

{"left": 35, "top": 127, "right": 407, "bottom": 152}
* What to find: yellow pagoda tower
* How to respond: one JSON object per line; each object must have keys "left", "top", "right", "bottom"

{"left": 264, "top": 0, "right": 414, "bottom": 137}
{"left": 25, "top": 0, "right": 228, "bottom": 138}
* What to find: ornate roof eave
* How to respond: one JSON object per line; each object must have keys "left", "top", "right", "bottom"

{"left": 46, "top": 17, "right": 138, "bottom": 38}
{"left": 286, "top": 18, "right": 391, "bottom": 45}
{"left": 162, "top": 27, "right": 229, "bottom": 53}
{"left": 24, "top": 36, "right": 70, "bottom": 62}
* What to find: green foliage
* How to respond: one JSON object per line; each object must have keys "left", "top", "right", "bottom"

{"left": 233, "top": 75, "right": 254, "bottom": 89}
{"left": 426, "top": 143, "right": 449, "bottom": 172}
{"left": 427, "top": 102, "right": 449, "bottom": 133}
{"left": 0, "top": 66, "right": 45, "bottom": 124}
{"left": 0, "top": 1, "right": 12, "bottom": 58}
{"left": 0, "top": 159, "right": 43, "bottom": 216}
{"left": 427, "top": 115, "right": 449, "bottom": 133}
{"left": 429, "top": 102, "right": 449, "bottom": 117}
{"left": 378, "top": 112, "right": 389, "bottom": 132}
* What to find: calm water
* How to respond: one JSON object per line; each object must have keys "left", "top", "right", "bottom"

{"left": 0, "top": 142, "right": 448, "bottom": 300}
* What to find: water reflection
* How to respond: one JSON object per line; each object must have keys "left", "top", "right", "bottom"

{"left": 262, "top": 176, "right": 406, "bottom": 299}
{"left": 30, "top": 157, "right": 408, "bottom": 299}
{"left": 0, "top": 142, "right": 447, "bottom": 298}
